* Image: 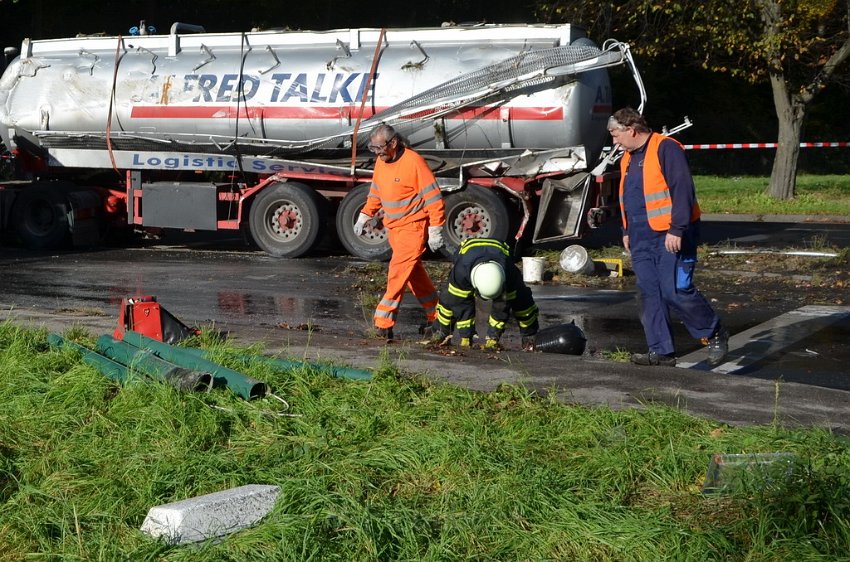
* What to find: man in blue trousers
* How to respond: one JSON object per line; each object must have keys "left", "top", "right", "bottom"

{"left": 609, "top": 107, "right": 728, "bottom": 367}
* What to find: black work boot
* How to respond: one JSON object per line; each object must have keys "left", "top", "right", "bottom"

{"left": 630, "top": 351, "right": 677, "bottom": 367}
{"left": 705, "top": 326, "right": 729, "bottom": 367}
{"left": 375, "top": 327, "right": 394, "bottom": 341}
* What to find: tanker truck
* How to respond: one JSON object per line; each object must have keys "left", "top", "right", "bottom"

{"left": 0, "top": 22, "right": 645, "bottom": 258}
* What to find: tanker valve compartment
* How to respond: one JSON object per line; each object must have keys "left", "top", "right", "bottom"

{"left": 532, "top": 174, "right": 593, "bottom": 244}
{"left": 137, "top": 181, "right": 220, "bottom": 231}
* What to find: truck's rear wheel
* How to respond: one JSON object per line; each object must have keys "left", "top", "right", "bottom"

{"left": 11, "top": 185, "right": 72, "bottom": 250}
{"left": 336, "top": 184, "right": 391, "bottom": 261}
{"left": 248, "top": 182, "right": 325, "bottom": 258}
{"left": 441, "top": 185, "right": 511, "bottom": 256}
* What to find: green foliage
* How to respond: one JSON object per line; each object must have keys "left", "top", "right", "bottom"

{"left": 694, "top": 174, "right": 850, "bottom": 215}
{"left": 535, "top": 0, "right": 850, "bottom": 199}
{"left": 602, "top": 347, "right": 631, "bottom": 362}
{"left": 535, "top": 0, "right": 850, "bottom": 87}
{"left": 2, "top": 322, "right": 850, "bottom": 559}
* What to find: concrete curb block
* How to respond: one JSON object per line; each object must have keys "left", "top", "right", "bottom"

{"left": 140, "top": 484, "right": 281, "bottom": 545}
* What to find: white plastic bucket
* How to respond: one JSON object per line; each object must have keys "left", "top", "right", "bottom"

{"left": 522, "top": 256, "right": 546, "bottom": 283}
{"left": 559, "top": 245, "right": 594, "bottom": 275}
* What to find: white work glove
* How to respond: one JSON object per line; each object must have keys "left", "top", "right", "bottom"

{"left": 353, "top": 212, "right": 370, "bottom": 236}
{"left": 427, "top": 226, "right": 444, "bottom": 252}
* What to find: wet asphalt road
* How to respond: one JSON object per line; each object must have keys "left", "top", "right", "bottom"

{"left": 1, "top": 216, "right": 849, "bottom": 432}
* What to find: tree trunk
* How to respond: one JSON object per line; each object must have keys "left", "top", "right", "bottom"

{"left": 767, "top": 72, "right": 805, "bottom": 200}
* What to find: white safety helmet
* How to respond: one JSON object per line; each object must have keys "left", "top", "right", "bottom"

{"left": 470, "top": 261, "right": 505, "bottom": 300}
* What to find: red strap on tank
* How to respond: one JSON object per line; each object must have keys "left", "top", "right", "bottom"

{"left": 350, "top": 28, "right": 387, "bottom": 177}
{"left": 105, "top": 36, "right": 125, "bottom": 175}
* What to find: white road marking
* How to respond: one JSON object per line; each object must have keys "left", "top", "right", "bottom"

{"left": 677, "top": 305, "right": 850, "bottom": 373}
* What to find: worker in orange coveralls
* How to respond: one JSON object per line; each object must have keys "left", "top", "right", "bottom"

{"left": 354, "top": 123, "right": 446, "bottom": 341}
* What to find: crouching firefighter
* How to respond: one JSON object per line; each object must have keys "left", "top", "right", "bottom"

{"left": 431, "top": 238, "right": 539, "bottom": 350}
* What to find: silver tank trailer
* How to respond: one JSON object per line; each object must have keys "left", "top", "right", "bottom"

{"left": 0, "top": 24, "right": 614, "bottom": 169}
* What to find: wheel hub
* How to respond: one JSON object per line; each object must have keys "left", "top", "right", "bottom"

{"left": 453, "top": 205, "right": 491, "bottom": 237}
{"left": 30, "top": 201, "right": 56, "bottom": 233}
{"left": 271, "top": 204, "right": 302, "bottom": 240}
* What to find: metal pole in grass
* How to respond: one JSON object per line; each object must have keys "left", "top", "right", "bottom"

{"left": 119, "top": 332, "right": 270, "bottom": 400}
{"left": 48, "top": 333, "right": 130, "bottom": 383}
{"left": 95, "top": 335, "right": 213, "bottom": 392}
{"left": 180, "top": 347, "right": 373, "bottom": 382}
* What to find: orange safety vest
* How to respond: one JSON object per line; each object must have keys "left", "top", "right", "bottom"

{"left": 619, "top": 134, "right": 700, "bottom": 231}
{"left": 362, "top": 148, "right": 445, "bottom": 229}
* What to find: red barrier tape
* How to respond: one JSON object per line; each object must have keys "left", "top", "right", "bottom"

{"left": 684, "top": 142, "right": 850, "bottom": 149}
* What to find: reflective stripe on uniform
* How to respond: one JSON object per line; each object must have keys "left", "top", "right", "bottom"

{"left": 418, "top": 291, "right": 438, "bottom": 316}
{"left": 515, "top": 303, "right": 539, "bottom": 328}
{"left": 518, "top": 317, "right": 537, "bottom": 329}
{"left": 436, "top": 303, "right": 454, "bottom": 326}
{"left": 385, "top": 203, "right": 425, "bottom": 220}
{"left": 448, "top": 282, "right": 473, "bottom": 299}
{"left": 459, "top": 238, "right": 510, "bottom": 256}
{"left": 456, "top": 318, "right": 474, "bottom": 329}
{"left": 514, "top": 303, "right": 538, "bottom": 319}
{"left": 374, "top": 308, "right": 397, "bottom": 320}
{"left": 645, "top": 190, "right": 670, "bottom": 203}
{"left": 422, "top": 193, "right": 442, "bottom": 207}
{"left": 488, "top": 317, "right": 506, "bottom": 330}
{"left": 647, "top": 205, "right": 672, "bottom": 219}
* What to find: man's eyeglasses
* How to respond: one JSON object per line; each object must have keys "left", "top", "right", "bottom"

{"left": 368, "top": 138, "right": 393, "bottom": 154}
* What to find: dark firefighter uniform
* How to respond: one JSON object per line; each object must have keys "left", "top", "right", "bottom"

{"left": 433, "top": 238, "right": 539, "bottom": 344}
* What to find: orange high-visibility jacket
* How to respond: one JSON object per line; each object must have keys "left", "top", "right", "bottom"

{"left": 362, "top": 148, "right": 445, "bottom": 228}
{"left": 619, "top": 134, "right": 700, "bottom": 231}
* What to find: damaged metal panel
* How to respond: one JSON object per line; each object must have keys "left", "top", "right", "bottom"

{"left": 532, "top": 173, "right": 593, "bottom": 243}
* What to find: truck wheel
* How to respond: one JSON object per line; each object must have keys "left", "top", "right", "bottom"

{"left": 336, "top": 184, "right": 391, "bottom": 261}
{"left": 11, "top": 186, "right": 72, "bottom": 250}
{"left": 248, "top": 182, "right": 325, "bottom": 258}
{"left": 441, "top": 185, "right": 511, "bottom": 256}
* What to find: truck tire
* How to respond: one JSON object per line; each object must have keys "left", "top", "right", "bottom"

{"left": 11, "top": 185, "right": 72, "bottom": 250}
{"left": 248, "top": 182, "right": 325, "bottom": 258}
{"left": 441, "top": 185, "right": 511, "bottom": 256}
{"left": 336, "top": 184, "right": 392, "bottom": 261}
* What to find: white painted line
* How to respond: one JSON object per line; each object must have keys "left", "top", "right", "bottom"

{"left": 677, "top": 305, "right": 850, "bottom": 373}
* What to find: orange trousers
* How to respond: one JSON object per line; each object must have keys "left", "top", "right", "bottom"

{"left": 374, "top": 220, "right": 439, "bottom": 329}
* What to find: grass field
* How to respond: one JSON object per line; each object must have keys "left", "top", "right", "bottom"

{"left": 2, "top": 322, "right": 850, "bottom": 560}
{"left": 694, "top": 175, "right": 850, "bottom": 216}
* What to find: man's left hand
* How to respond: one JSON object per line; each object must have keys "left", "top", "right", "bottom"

{"left": 664, "top": 232, "right": 682, "bottom": 254}
{"left": 427, "top": 226, "right": 444, "bottom": 252}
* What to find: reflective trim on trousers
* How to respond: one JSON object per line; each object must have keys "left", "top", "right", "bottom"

{"left": 374, "top": 308, "right": 398, "bottom": 320}
{"left": 379, "top": 297, "right": 400, "bottom": 309}
{"left": 456, "top": 318, "right": 474, "bottom": 329}
{"left": 436, "top": 303, "right": 454, "bottom": 327}
{"left": 518, "top": 315, "right": 538, "bottom": 329}
{"left": 489, "top": 317, "right": 506, "bottom": 330}
{"left": 374, "top": 220, "right": 437, "bottom": 329}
